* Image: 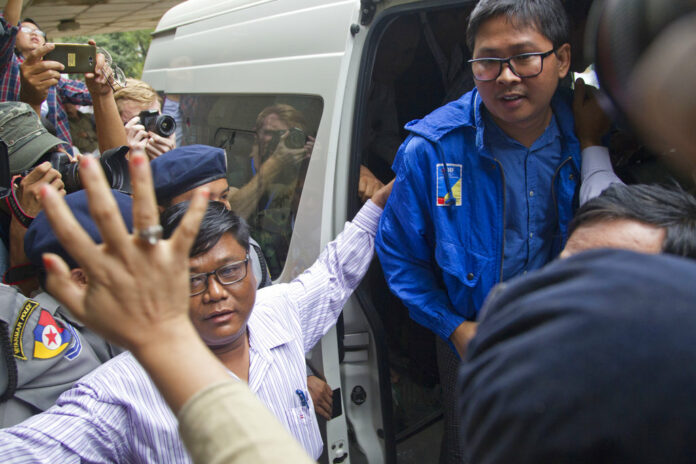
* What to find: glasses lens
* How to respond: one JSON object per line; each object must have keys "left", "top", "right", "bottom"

{"left": 216, "top": 260, "right": 247, "bottom": 284}
{"left": 510, "top": 54, "right": 543, "bottom": 78}
{"left": 110, "top": 65, "right": 127, "bottom": 89}
{"left": 190, "top": 275, "right": 207, "bottom": 295}
{"left": 96, "top": 47, "right": 113, "bottom": 65}
{"left": 471, "top": 60, "right": 500, "bottom": 81}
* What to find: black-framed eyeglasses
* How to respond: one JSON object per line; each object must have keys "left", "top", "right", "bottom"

{"left": 468, "top": 49, "right": 555, "bottom": 82}
{"left": 190, "top": 254, "right": 249, "bottom": 296}
{"left": 19, "top": 26, "right": 45, "bottom": 38}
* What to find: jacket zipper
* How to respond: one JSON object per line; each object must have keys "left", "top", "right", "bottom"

{"left": 493, "top": 158, "right": 506, "bottom": 283}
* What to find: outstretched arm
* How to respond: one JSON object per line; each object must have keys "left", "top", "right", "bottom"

{"left": 2, "top": 0, "right": 22, "bottom": 28}
{"left": 84, "top": 42, "right": 127, "bottom": 152}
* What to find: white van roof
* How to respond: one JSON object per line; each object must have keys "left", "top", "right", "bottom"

{"left": 156, "top": 0, "right": 309, "bottom": 31}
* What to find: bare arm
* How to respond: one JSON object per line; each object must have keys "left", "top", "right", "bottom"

{"left": 9, "top": 162, "right": 65, "bottom": 295}
{"left": 84, "top": 43, "right": 127, "bottom": 152}
{"left": 3, "top": 0, "right": 22, "bottom": 27}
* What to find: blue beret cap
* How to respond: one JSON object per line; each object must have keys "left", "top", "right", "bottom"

{"left": 24, "top": 190, "right": 133, "bottom": 269}
{"left": 150, "top": 145, "right": 227, "bottom": 205}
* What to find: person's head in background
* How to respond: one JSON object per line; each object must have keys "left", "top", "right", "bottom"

{"left": 15, "top": 18, "right": 45, "bottom": 57}
{"left": 373, "top": 14, "right": 420, "bottom": 84}
{"left": 150, "top": 145, "right": 230, "bottom": 211}
{"left": 561, "top": 183, "right": 696, "bottom": 259}
{"left": 465, "top": 0, "right": 571, "bottom": 147}
{"left": 25, "top": 190, "right": 133, "bottom": 289}
{"left": 115, "top": 78, "right": 176, "bottom": 159}
{"left": 114, "top": 78, "right": 161, "bottom": 124}
{"left": 254, "top": 104, "right": 308, "bottom": 159}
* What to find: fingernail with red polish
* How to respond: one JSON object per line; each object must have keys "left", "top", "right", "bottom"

{"left": 42, "top": 255, "right": 54, "bottom": 272}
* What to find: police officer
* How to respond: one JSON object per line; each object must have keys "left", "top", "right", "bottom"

{"left": 0, "top": 190, "right": 132, "bottom": 427}
{"left": 150, "top": 144, "right": 272, "bottom": 288}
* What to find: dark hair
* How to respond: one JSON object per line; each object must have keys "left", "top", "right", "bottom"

{"left": 22, "top": 18, "right": 41, "bottom": 29}
{"left": 466, "top": 0, "right": 570, "bottom": 52}
{"left": 569, "top": 183, "right": 696, "bottom": 259}
{"left": 161, "top": 201, "right": 250, "bottom": 257}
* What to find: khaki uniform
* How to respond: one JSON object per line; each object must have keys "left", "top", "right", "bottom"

{"left": 0, "top": 284, "right": 121, "bottom": 427}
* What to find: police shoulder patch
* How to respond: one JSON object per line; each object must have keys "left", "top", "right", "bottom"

{"left": 32, "top": 309, "right": 74, "bottom": 360}
{"left": 11, "top": 299, "right": 39, "bottom": 360}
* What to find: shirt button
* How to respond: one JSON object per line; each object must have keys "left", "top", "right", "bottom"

{"left": 529, "top": 232, "right": 534, "bottom": 238}
{"left": 467, "top": 272, "right": 474, "bottom": 281}
{"left": 529, "top": 190, "right": 534, "bottom": 197}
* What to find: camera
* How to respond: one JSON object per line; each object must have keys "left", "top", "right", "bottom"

{"left": 285, "top": 127, "right": 307, "bottom": 149}
{"left": 138, "top": 110, "right": 176, "bottom": 138}
{"left": 50, "top": 146, "right": 131, "bottom": 194}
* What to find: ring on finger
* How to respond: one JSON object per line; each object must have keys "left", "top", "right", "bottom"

{"left": 135, "top": 225, "right": 163, "bottom": 245}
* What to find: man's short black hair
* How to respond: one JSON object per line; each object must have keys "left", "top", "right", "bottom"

{"left": 21, "top": 18, "right": 41, "bottom": 29}
{"left": 569, "top": 183, "right": 696, "bottom": 259}
{"left": 466, "top": 0, "right": 570, "bottom": 52}
{"left": 161, "top": 201, "right": 250, "bottom": 257}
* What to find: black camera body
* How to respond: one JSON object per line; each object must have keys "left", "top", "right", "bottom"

{"left": 138, "top": 110, "right": 176, "bottom": 138}
{"left": 50, "top": 146, "right": 131, "bottom": 194}
{"left": 284, "top": 127, "right": 307, "bottom": 149}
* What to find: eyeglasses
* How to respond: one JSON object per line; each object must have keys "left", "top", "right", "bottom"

{"left": 468, "top": 49, "right": 555, "bottom": 82}
{"left": 19, "top": 26, "right": 45, "bottom": 38}
{"left": 96, "top": 47, "right": 127, "bottom": 92}
{"left": 189, "top": 254, "right": 249, "bottom": 296}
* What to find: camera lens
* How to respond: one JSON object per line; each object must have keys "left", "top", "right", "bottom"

{"left": 155, "top": 115, "right": 176, "bottom": 137}
{"left": 285, "top": 128, "right": 307, "bottom": 149}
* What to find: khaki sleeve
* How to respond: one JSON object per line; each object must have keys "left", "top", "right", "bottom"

{"left": 177, "top": 380, "right": 315, "bottom": 464}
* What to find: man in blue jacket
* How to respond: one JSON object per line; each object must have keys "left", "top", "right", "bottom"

{"left": 375, "top": 0, "right": 578, "bottom": 461}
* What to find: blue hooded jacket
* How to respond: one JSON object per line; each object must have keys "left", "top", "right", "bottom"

{"left": 375, "top": 87, "right": 580, "bottom": 342}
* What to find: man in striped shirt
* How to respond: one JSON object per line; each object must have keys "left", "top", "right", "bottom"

{"left": 0, "top": 181, "right": 392, "bottom": 462}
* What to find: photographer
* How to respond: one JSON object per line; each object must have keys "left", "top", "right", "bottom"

{"left": 114, "top": 78, "right": 176, "bottom": 160}
{"left": 0, "top": 0, "right": 91, "bottom": 155}
{"left": 0, "top": 45, "right": 128, "bottom": 295}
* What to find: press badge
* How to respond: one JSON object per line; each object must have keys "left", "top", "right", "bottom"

{"left": 436, "top": 163, "right": 462, "bottom": 206}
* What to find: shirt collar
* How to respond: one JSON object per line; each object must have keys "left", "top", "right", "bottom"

{"left": 483, "top": 108, "right": 561, "bottom": 152}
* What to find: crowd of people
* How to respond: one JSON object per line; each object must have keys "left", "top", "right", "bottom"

{"left": 0, "top": 0, "right": 695, "bottom": 462}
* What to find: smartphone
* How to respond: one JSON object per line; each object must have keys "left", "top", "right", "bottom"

{"left": 44, "top": 43, "right": 96, "bottom": 73}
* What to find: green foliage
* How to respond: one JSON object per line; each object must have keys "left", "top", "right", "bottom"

{"left": 55, "top": 30, "right": 153, "bottom": 79}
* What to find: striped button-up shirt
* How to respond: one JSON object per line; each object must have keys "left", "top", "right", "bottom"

{"left": 0, "top": 16, "right": 91, "bottom": 155}
{"left": 0, "top": 200, "right": 382, "bottom": 462}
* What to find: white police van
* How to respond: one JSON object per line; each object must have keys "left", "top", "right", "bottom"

{"left": 142, "top": 1, "right": 592, "bottom": 462}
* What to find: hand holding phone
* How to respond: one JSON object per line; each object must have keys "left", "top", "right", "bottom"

{"left": 44, "top": 43, "right": 97, "bottom": 73}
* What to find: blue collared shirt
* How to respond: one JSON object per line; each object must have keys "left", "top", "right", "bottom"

{"left": 484, "top": 111, "right": 562, "bottom": 281}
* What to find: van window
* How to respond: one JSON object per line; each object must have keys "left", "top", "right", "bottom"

{"left": 177, "top": 94, "right": 323, "bottom": 279}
